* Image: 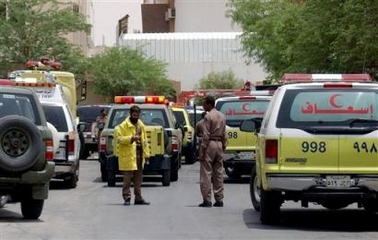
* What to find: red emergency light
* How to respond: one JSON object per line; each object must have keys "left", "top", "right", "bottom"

{"left": 26, "top": 59, "right": 62, "bottom": 70}
{"left": 0, "top": 79, "right": 12, "bottom": 85}
{"left": 12, "top": 82, "right": 57, "bottom": 88}
{"left": 282, "top": 74, "right": 372, "bottom": 83}
{"left": 244, "top": 80, "right": 252, "bottom": 91}
{"left": 114, "top": 96, "right": 166, "bottom": 104}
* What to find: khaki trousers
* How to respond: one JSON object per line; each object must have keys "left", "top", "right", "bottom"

{"left": 122, "top": 149, "right": 143, "bottom": 201}
{"left": 200, "top": 141, "right": 224, "bottom": 202}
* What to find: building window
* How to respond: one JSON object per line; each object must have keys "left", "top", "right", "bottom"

{"left": 73, "top": 4, "right": 79, "bottom": 14}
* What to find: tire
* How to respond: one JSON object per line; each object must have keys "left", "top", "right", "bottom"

{"left": 321, "top": 201, "right": 350, "bottom": 210}
{"left": 80, "top": 149, "right": 90, "bottom": 160}
{"left": 100, "top": 162, "right": 108, "bottom": 182}
{"left": 65, "top": 162, "right": 79, "bottom": 189}
{"left": 0, "top": 116, "right": 43, "bottom": 172}
{"left": 21, "top": 198, "right": 44, "bottom": 220}
{"left": 162, "top": 169, "right": 171, "bottom": 186}
{"left": 363, "top": 200, "right": 378, "bottom": 213}
{"left": 107, "top": 170, "right": 116, "bottom": 187}
{"left": 185, "top": 150, "right": 196, "bottom": 164}
{"left": 250, "top": 166, "right": 261, "bottom": 212}
{"left": 171, "top": 168, "right": 178, "bottom": 182}
{"left": 225, "top": 166, "right": 241, "bottom": 179}
{"left": 260, "top": 189, "right": 281, "bottom": 225}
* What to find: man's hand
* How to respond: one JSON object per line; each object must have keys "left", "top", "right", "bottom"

{"left": 198, "top": 148, "right": 204, "bottom": 162}
{"left": 131, "top": 135, "right": 140, "bottom": 143}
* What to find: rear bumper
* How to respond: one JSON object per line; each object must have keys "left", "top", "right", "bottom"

{"left": 266, "top": 174, "right": 378, "bottom": 192}
{"left": 54, "top": 161, "right": 76, "bottom": 175}
{"left": 224, "top": 159, "right": 254, "bottom": 174}
{"left": 0, "top": 162, "right": 55, "bottom": 185}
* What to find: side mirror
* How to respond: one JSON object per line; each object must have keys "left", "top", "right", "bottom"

{"left": 240, "top": 118, "right": 262, "bottom": 133}
{"left": 183, "top": 126, "right": 188, "bottom": 132}
{"left": 77, "top": 122, "right": 88, "bottom": 132}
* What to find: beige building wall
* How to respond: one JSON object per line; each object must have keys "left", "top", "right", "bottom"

{"left": 55, "top": 0, "right": 92, "bottom": 56}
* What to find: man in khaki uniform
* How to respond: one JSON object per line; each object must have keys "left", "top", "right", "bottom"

{"left": 195, "top": 111, "right": 207, "bottom": 151}
{"left": 198, "top": 96, "right": 227, "bottom": 207}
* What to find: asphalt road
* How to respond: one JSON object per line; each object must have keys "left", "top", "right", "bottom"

{"left": 0, "top": 158, "right": 377, "bottom": 240}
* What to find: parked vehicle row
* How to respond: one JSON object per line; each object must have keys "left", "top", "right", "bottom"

{"left": 0, "top": 85, "right": 55, "bottom": 219}
{"left": 0, "top": 60, "right": 85, "bottom": 219}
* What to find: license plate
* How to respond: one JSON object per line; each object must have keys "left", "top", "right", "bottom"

{"left": 237, "top": 152, "right": 255, "bottom": 160}
{"left": 326, "top": 175, "right": 351, "bottom": 188}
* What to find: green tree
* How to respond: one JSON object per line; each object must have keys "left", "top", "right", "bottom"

{"left": 87, "top": 47, "right": 176, "bottom": 101}
{"left": 0, "top": 0, "right": 90, "bottom": 75}
{"left": 196, "top": 69, "right": 245, "bottom": 89}
{"left": 227, "top": 0, "right": 378, "bottom": 80}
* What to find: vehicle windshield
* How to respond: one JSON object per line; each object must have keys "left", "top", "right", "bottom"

{"left": 77, "top": 106, "right": 110, "bottom": 123}
{"left": 109, "top": 108, "right": 169, "bottom": 128}
{"left": 216, "top": 100, "right": 270, "bottom": 127}
{"left": 277, "top": 89, "right": 378, "bottom": 127}
{"left": 0, "top": 93, "right": 40, "bottom": 124}
{"left": 188, "top": 112, "right": 204, "bottom": 126}
{"left": 173, "top": 110, "right": 185, "bottom": 125}
{"left": 42, "top": 105, "right": 68, "bottom": 132}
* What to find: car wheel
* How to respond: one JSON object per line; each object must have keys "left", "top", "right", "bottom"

{"left": 260, "top": 189, "right": 281, "bottom": 225}
{"left": 107, "top": 170, "right": 116, "bottom": 187}
{"left": 100, "top": 162, "right": 108, "bottom": 182}
{"left": 162, "top": 169, "right": 171, "bottom": 186}
{"left": 225, "top": 166, "right": 241, "bottom": 179}
{"left": 363, "top": 200, "right": 378, "bottom": 213}
{"left": 250, "top": 166, "right": 261, "bottom": 212}
{"left": 321, "top": 201, "right": 350, "bottom": 210}
{"left": 170, "top": 168, "right": 178, "bottom": 182}
{"left": 0, "top": 116, "right": 43, "bottom": 172}
{"left": 80, "top": 149, "right": 90, "bottom": 160}
{"left": 65, "top": 162, "right": 79, "bottom": 189}
{"left": 65, "top": 173, "right": 78, "bottom": 189}
{"left": 21, "top": 192, "right": 44, "bottom": 220}
{"left": 185, "top": 151, "right": 196, "bottom": 164}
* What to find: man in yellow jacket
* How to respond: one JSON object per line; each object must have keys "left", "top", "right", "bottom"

{"left": 113, "top": 105, "right": 150, "bottom": 205}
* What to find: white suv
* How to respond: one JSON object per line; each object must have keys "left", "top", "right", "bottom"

{"left": 41, "top": 101, "right": 81, "bottom": 188}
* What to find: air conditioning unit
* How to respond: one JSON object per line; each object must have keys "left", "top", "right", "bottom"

{"left": 166, "top": 8, "right": 175, "bottom": 19}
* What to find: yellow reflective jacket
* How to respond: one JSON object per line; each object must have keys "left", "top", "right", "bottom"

{"left": 113, "top": 117, "right": 150, "bottom": 171}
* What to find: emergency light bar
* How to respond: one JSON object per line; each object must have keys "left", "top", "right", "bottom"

{"left": 249, "top": 90, "right": 276, "bottom": 96}
{"left": 114, "top": 96, "right": 166, "bottom": 104}
{"left": 12, "top": 82, "right": 56, "bottom": 88}
{"left": 0, "top": 79, "right": 12, "bottom": 85}
{"left": 0, "top": 79, "right": 56, "bottom": 88}
{"left": 26, "top": 59, "right": 62, "bottom": 70}
{"left": 282, "top": 74, "right": 372, "bottom": 83}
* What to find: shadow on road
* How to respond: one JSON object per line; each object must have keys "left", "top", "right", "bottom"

{"left": 242, "top": 208, "right": 378, "bottom": 231}
{"left": 224, "top": 176, "right": 250, "bottom": 184}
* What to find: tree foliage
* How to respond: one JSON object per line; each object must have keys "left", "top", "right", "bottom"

{"left": 87, "top": 47, "right": 176, "bottom": 101}
{"left": 0, "top": 0, "right": 90, "bottom": 75}
{"left": 227, "top": 0, "right": 378, "bottom": 80}
{"left": 197, "top": 69, "right": 245, "bottom": 89}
